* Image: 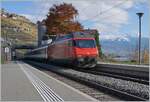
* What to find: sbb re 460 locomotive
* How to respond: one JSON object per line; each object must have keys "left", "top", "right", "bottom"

{"left": 25, "top": 32, "right": 99, "bottom": 68}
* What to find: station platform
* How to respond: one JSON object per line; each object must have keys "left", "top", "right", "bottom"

{"left": 1, "top": 61, "right": 98, "bottom": 102}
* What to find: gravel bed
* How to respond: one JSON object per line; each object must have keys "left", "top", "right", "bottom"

{"left": 95, "top": 67, "right": 148, "bottom": 80}
{"left": 57, "top": 68, "right": 149, "bottom": 99}
{"left": 42, "top": 70, "right": 120, "bottom": 101}
{"left": 26, "top": 61, "right": 149, "bottom": 100}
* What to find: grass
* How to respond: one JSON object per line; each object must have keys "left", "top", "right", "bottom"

{"left": 98, "top": 58, "right": 149, "bottom": 65}
{"left": 0, "top": 57, "right": 4, "bottom": 64}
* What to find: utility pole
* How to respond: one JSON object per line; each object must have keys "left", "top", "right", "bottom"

{"left": 37, "top": 21, "right": 46, "bottom": 47}
{"left": 5, "top": 31, "right": 8, "bottom": 62}
{"left": 136, "top": 12, "right": 144, "bottom": 64}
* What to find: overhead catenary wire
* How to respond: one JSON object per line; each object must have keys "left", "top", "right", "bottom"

{"left": 94, "top": 0, "right": 146, "bottom": 24}
{"left": 34, "top": 0, "right": 144, "bottom": 23}
{"left": 81, "top": 0, "right": 130, "bottom": 23}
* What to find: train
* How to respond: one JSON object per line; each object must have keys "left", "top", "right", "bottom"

{"left": 25, "top": 32, "right": 99, "bottom": 68}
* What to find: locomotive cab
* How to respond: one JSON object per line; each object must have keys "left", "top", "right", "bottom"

{"left": 72, "top": 32, "right": 99, "bottom": 68}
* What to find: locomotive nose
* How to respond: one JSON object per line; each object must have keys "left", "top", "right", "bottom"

{"left": 75, "top": 48, "right": 98, "bottom": 57}
{"left": 86, "top": 52, "right": 90, "bottom": 55}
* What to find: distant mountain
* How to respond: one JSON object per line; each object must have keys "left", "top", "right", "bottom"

{"left": 100, "top": 35, "right": 149, "bottom": 56}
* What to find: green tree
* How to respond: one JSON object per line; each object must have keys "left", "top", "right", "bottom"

{"left": 94, "top": 31, "right": 103, "bottom": 58}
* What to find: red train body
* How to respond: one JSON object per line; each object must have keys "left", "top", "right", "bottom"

{"left": 25, "top": 32, "right": 99, "bottom": 68}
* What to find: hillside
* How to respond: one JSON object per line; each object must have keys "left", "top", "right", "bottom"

{"left": 1, "top": 9, "right": 37, "bottom": 45}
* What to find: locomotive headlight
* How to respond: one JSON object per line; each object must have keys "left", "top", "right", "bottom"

{"left": 78, "top": 58, "right": 84, "bottom": 62}
{"left": 86, "top": 52, "right": 90, "bottom": 55}
{"left": 78, "top": 55, "right": 82, "bottom": 57}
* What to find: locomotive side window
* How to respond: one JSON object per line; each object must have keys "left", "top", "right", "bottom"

{"left": 74, "top": 39, "right": 96, "bottom": 48}
{"left": 73, "top": 40, "right": 76, "bottom": 46}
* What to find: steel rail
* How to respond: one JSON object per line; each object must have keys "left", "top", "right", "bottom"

{"left": 76, "top": 69, "right": 149, "bottom": 85}
{"left": 62, "top": 73, "right": 148, "bottom": 101}
{"left": 24, "top": 61, "right": 149, "bottom": 101}
{"left": 96, "top": 63, "right": 149, "bottom": 80}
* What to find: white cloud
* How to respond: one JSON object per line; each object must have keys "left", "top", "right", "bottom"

{"left": 20, "top": 14, "right": 45, "bottom": 23}
{"left": 33, "top": 0, "right": 133, "bottom": 32}
{"left": 100, "top": 34, "right": 130, "bottom": 42}
{"left": 21, "top": 0, "right": 147, "bottom": 39}
{"left": 20, "top": 14, "right": 35, "bottom": 22}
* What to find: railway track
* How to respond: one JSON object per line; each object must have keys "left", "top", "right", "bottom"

{"left": 40, "top": 68, "right": 120, "bottom": 101}
{"left": 96, "top": 63, "right": 149, "bottom": 81}
{"left": 25, "top": 61, "right": 149, "bottom": 101}
{"left": 56, "top": 62, "right": 149, "bottom": 85}
{"left": 65, "top": 74, "right": 148, "bottom": 101}
{"left": 75, "top": 68, "right": 149, "bottom": 85}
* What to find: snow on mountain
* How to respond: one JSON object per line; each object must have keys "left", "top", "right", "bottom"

{"left": 99, "top": 34, "right": 149, "bottom": 56}
{"left": 100, "top": 34, "right": 130, "bottom": 42}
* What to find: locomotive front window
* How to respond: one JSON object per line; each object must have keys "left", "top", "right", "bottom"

{"left": 74, "top": 39, "right": 96, "bottom": 48}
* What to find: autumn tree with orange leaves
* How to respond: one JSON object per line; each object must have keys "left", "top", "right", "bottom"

{"left": 45, "top": 3, "right": 83, "bottom": 35}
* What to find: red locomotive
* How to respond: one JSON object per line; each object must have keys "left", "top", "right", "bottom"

{"left": 25, "top": 32, "right": 99, "bottom": 68}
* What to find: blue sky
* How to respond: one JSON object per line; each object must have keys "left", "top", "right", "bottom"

{"left": 1, "top": 0, "right": 149, "bottom": 38}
